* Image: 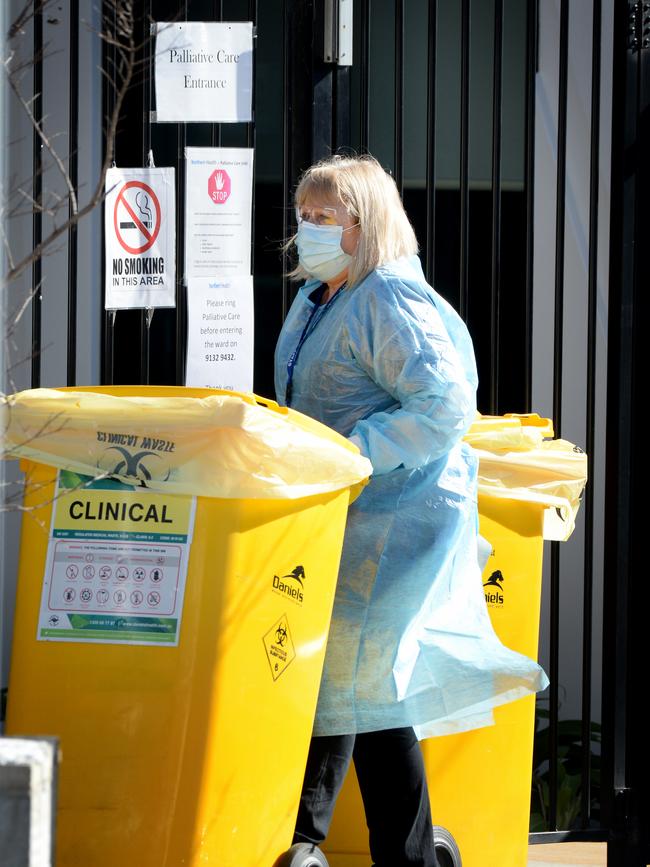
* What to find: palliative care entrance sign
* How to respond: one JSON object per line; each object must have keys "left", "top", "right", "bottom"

{"left": 37, "top": 472, "right": 196, "bottom": 646}
{"left": 154, "top": 22, "right": 253, "bottom": 123}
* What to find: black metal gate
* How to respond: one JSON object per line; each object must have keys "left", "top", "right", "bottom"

{"left": 104, "top": 0, "right": 535, "bottom": 413}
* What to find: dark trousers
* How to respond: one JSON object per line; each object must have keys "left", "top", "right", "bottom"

{"left": 293, "top": 727, "right": 438, "bottom": 867}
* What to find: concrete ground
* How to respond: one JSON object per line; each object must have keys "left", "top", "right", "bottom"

{"left": 528, "top": 842, "right": 649, "bottom": 866}
{"left": 527, "top": 843, "right": 607, "bottom": 866}
{"left": 328, "top": 843, "right": 633, "bottom": 866}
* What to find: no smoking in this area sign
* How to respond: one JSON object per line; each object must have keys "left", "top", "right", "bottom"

{"left": 105, "top": 167, "right": 176, "bottom": 309}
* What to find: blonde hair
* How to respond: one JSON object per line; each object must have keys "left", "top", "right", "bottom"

{"left": 289, "top": 154, "right": 418, "bottom": 288}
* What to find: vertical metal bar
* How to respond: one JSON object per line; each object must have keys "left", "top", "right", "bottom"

{"left": 247, "top": 0, "right": 256, "bottom": 150}
{"left": 334, "top": 66, "right": 351, "bottom": 151}
{"left": 31, "top": 5, "right": 43, "bottom": 388}
{"left": 248, "top": 0, "right": 257, "bottom": 276}
{"left": 210, "top": 124, "right": 223, "bottom": 147}
{"left": 459, "top": 0, "right": 470, "bottom": 319}
{"left": 553, "top": 0, "right": 569, "bottom": 440}
{"left": 101, "top": 0, "right": 115, "bottom": 386}
{"left": 580, "top": 0, "right": 601, "bottom": 829}
{"left": 176, "top": 119, "right": 186, "bottom": 384}
{"left": 523, "top": 0, "right": 538, "bottom": 412}
{"left": 175, "top": 0, "right": 189, "bottom": 385}
{"left": 282, "top": 0, "right": 316, "bottom": 319}
{"left": 334, "top": 0, "right": 352, "bottom": 160}
{"left": 394, "top": 0, "right": 404, "bottom": 195}
{"left": 549, "top": 0, "right": 570, "bottom": 831}
{"left": 67, "top": 0, "right": 79, "bottom": 386}
{"left": 425, "top": 0, "right": 437, "bottom": 285}
{"left": 312, "top": 64, "right": 333, "bottom": 161}
{"left": 601, "top": 3, "right": 640, "bottom": 860}
{"left": 140, "top": 0, "right": 153, "bottom": 385}
{"left": 211, "top": 0, "right": 223, "bottom": 148}
{"left": 489, "top": 0, "right": 503, "bottom": 415}
{"left": 620, "top": 7, "right": 650, "bottom": 857}
{"left": 360, "top": 0, "right": 370, "bottom": 152}
{"left": 282, "top": 0, "right": 290, "bottom": 319}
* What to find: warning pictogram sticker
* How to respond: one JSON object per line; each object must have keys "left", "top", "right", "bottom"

{"left": 263, "top": 614, "right": 296, "bottom": 681}
{"left": 113, "top": 181, "right": 162, "bottom": 254}
{"left": 208, "top": 168, "right": 231, "bottom": 204}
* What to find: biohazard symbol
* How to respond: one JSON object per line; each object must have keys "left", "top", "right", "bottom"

{"left": 105, "top": 447, "right": 158, "bottom": 478}
{"left": 99, "top": 446, "right": 171, "bottom": 485}
{"left": 263, "top": 615, "right": 296, "bottom": 681}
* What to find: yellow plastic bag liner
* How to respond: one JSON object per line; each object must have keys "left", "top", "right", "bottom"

{"left": 1, "top": 387, "right": 372, "bottom": 499}
{"left": 465, "top": 412, "right": 588, "bottom": 541}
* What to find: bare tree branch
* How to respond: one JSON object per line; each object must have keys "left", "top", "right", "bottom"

{"left": 1, "top": 0, "right": 139, "bottom": 292}
{"left": 7, "top": 0, "right": 47, "bottom": 41}
{"left": 5, "top": 281, "right": 41, "bottom": 335}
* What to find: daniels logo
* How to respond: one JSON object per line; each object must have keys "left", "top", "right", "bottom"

{"left": 483, "top": 569, "right": 505, "bottom": 605}
{"left": 272, "top": 565, "right": 306, "bottom": 605}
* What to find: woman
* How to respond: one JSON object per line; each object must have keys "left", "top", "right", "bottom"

{"left": 274, "top": 155, "right": 547, "bottom": 867}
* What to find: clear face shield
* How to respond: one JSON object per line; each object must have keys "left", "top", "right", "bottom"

{"left": 295, "top": 205, "right": 341, "bottom": 227}
{"left": 295, "top": 202, "right": 360, "bottom": 228}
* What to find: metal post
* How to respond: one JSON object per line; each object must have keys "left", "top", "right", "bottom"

{"left": 489, "top": 0, "right": 503, "bottom": 415}
{"left": 394, "top": 0, "right": 404, "bottom": 196}
{"left": 459, "top": 0, "right": 470, "bottom": 319}
{"left": 67, "top": 0, "right": 79, "bottom": 387}
{"left": 602, "top": 1, "right": 645, "bottom": 864}
{"left": 523, "top": 0, "right": 538, "bottom": 413}
{"left": 31, "top": 7, "right": 43, "bottom": 388}
{"left": 425, "top": 0, "right": 437, "bottom": 286}
{"left": 548, "top": 0, "right": 570, "bottom": 830}
{"left": 580, "top": 0, "right": 602, "bottom": 831}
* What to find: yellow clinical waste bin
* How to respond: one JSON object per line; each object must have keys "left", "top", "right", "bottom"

{"left": 2, "top": 386, "right": 372, "bottom": 867}
{"left": 323, "top": 414, "right": 588, "bottom": 867}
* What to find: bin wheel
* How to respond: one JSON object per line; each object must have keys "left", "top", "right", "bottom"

{"left": 433, "top": 825, "right": 462, "bottom": 867}
{"left": 273, "top": 842, "right": 329, "bottom": 867}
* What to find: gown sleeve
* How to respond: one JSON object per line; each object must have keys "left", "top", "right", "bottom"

{"left": 347, "top": 272, "right": 477, "bottom": 475}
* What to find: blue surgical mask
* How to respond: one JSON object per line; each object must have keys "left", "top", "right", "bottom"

{"left": 296, "top": 221, "right": 354, "bottom": 282}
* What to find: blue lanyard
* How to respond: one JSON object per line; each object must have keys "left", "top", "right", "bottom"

{"left": 285, "top": 284, "right": 343, "bottom": 406}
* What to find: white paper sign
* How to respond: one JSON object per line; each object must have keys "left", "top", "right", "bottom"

{"left": 104, "top": 167, "right": 176, "bottom": 309}
{"left": 185, "top": 276, "right": 254, "bottom": 392}
{"left": 154, "top": 22, "right": 253, "bottom": 123}
{"left": 185, "top": 147, "right": 254, "bottom": 279}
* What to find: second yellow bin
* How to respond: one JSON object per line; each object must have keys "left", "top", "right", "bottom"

{"left": 323, "top": 414, "right": 587, "bottom": 867}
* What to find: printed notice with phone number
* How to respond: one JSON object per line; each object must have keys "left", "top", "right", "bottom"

{"left": 185, "top": 274, "right": 254, "bottom": 392}
{"left": 37, "top": 471, "right": 196, "bottom": 646}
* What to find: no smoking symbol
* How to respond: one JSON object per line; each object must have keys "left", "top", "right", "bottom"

{"left": 208, "top": 169, "right": 231, "bottom": 204}
{"left": 113, "top": 181, "right": 161, "bottom": 254}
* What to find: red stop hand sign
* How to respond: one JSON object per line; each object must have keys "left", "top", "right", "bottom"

{"left": 208, "top": 169, "right": 231, "bottom": 204}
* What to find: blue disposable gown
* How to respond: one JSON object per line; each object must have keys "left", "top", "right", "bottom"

{"left": 274, "top": 256, "right": 548, "bottom": 737}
